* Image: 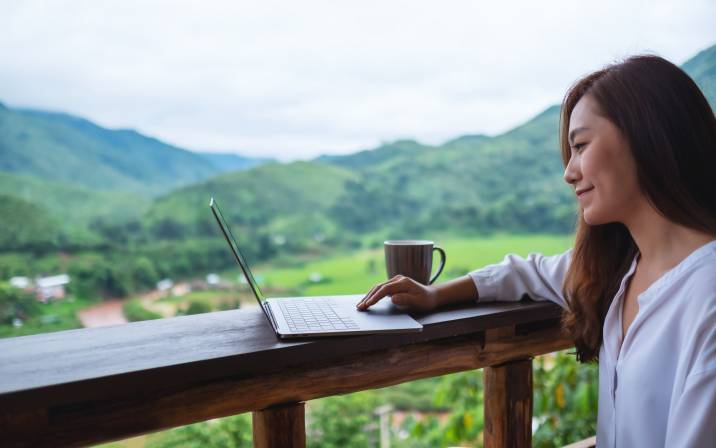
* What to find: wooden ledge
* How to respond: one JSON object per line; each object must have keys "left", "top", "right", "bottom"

{"left": 0, "top": 298, "right": 572, "bottom": 447}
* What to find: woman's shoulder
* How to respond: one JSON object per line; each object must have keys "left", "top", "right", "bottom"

{"left": 679, "top": 249, "right": 716, "bottom": 314}
{"left": 684, "top": 262, "right": 716, "bottom": 298}
{"left": 684, "top": 241, "right": 716, "bottom": 288}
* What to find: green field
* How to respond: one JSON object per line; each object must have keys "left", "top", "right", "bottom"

{"left": 252, "top": 234, "right": 573, "bottom": 297}
{"left": 118, "top": 233, "right": 573, "bottom": 328}
{"left": 0, "top": 296, "right": 99, "bottom": 338}
{"left": 1, "top": 234, "right": 574, "bottom": 340}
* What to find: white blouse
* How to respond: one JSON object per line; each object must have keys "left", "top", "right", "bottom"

{"left": 469, "top": 240, "right": 716, "bottom": 448}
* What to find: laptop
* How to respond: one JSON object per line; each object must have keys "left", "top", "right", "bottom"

{"left": 209, "top": 197, "right": 423, "bottom": 338}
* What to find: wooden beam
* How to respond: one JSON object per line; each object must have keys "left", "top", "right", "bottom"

{"left": 484, "top": 358, "right": 533, "bottom": 448}
{"left": 0, "top": 300, "right": 564, "bottom": 413}
{"left": 1, "top": 324, "right": 571, "bottom": 447}
{"left": 253, "top": 402, "right": 306, "bottom": 448}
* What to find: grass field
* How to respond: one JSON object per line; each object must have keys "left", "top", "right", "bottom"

{"left": 251, "top": 233, "right": 573, "bottom": 297}
{"left": 1, "top": 234, "right": 574, "bottom": 339}
{"left": 0, "top": 296, "right": 98, "bottom": 338}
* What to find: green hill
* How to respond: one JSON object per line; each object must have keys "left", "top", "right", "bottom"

{"left": 0, "top": 105, "right": 221, "bottom": 196}
{"left": 310, "top": 45, "right": 716, "bottom": 236}
{"left": 144, "top": 161, "right": 358, "bottom": 246}
{"left": 0, "top": 171, "right": 149, "bottom": 227}
{"left": 0, "top": 194, "right": 60, "bottom": 251}
{"left": 198, "top": 152, "right": 275, "bottom": 173}
{"left": 316, "top": 139, "right": 433, "bottom": 171}
{"left": 2, "top": 42, "right": 714, "bottom": 260}
{"left": 682, "top": 44, "right": 716, "bottom": 111}
{"left": 324, "top": 105, "right": 574, "bottom": 235}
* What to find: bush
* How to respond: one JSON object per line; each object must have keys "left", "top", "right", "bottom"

{"left": 184, "top": 300, "right": 212, "bottom": 315}
{"left": 146, "top": 413, "right": 252, "bottom": 447}
{"left": 0, "top": 282, "right": 40, "bottom": 324}
{"left": 123, "top": 298, "right": 162, "bottom": 322}
{"left": 533, "top": 351, "right": 598, "bottom": 447}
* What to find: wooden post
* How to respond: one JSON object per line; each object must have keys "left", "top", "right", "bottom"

{"left": 252, "top": 402, "right": 306, "bottom": 448}
{"left": 484, "top": 357, "right": 533, "bottom": 448}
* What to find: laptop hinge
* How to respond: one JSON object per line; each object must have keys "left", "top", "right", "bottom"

{"left": 263, "top": 302, "right": 280, "bottom": 334}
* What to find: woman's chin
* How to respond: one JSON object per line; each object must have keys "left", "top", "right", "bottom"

{"left": 582, "top": 208, "right": 607, "bottom": 226}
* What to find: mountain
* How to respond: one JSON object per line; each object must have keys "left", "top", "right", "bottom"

{"left": 323, "top": 104, "right": 574, "bottom": 235}
{"left": 0, "top": 105, "right": 220, "bottom": 196}
{"left": 140, "top": 161, "right": 359, "bottom": 261}
{"left": 142, "top": 103, "right": 575, "bottom": 249}
{"left": 682, "top": 44, "right": 716, "bottom": 111}
{"left": 0, "top": 171, "right": 149, "bottom": 228}
{"left": 0, "top": 104, "right": 274, "bottom": 240}
{"left": 145, "top": 160, "right": 356, "bottom": 234}
{"left": 185, "top": 43, "right": 714, "bottom": 240}
{"left": 315, "top": 139, "right": 433, "bottom": 171}
{"left": 306, "top": 44, "right": 716, "bottom": 235}
{"left": 3, "top": 43, "right": 715, "bottom": 255}
{"left": 198, "top": 151, "right": 274, "bottom": 173}
{"left": 0, "top": 194, "right": 60, "bottom": 251}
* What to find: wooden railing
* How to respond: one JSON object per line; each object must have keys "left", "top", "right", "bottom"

{"left": 0, "top": 298, "right": 574, "bottom": 447}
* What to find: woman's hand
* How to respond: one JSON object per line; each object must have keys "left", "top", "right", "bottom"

{"left": 356, "top": 275, "right": 439, "bottom": 312}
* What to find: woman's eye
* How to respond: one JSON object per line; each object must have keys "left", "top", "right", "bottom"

{"left": 573, "top": 142, "right": 587, "bottom": 152}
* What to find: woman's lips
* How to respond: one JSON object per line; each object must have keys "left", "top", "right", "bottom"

{"left": 576, "top": 186, "right": 594, "bottom": 198}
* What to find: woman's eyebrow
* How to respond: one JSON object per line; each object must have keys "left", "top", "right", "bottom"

{"left": 568, "top": 126, "right": 590, "bottom": 144}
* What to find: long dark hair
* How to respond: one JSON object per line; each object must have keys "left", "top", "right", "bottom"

{"left": 559, "top": 55, "right": 716, "bottom": 362}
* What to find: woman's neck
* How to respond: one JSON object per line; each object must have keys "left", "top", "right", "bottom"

{"left": 624, "top": 203, "right": 716, "bottom": 274}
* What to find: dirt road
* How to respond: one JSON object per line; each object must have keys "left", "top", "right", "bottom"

{"left": 77, "top": 299, "right": 128, "bottom": 328}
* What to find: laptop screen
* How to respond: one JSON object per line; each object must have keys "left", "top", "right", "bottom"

{"left": 209, "top": 197, "right": 267, "bottom": 306}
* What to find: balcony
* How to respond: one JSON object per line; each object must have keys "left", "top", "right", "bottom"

{"left": 0, "top": 297, "right": 579, "bottom": 447}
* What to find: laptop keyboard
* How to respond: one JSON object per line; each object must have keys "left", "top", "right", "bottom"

{"left": 279, "top": 298, "right": 360, "bottom": 332}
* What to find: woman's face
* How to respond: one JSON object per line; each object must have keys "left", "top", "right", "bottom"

{"left": 563, "top": 94, "right": 644, "bottom": 225}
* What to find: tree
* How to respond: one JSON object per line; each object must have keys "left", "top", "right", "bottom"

{"left": 307, "top": 392, "right": 380, "bottom": 447}
{"left": 0, "top": 282, "right": 39, "bottom": 324}
{"left": 146, "top": 414, "right": 252, "bottom": 447}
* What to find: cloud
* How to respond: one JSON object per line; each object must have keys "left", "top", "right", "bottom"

{"left": 1, "top": 0, "right": 715, "bottom": 160}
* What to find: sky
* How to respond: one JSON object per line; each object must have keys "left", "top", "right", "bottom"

{"left": 1, "top": 0, "right": 715, "bottom": 161}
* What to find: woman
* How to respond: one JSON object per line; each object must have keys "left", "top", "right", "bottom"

{"left": 356, "top": 55, "right": 716, "bottom": 447}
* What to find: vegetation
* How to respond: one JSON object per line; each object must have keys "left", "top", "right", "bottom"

{"left": 123, "top": 298, "right": 162, "bottom": 322}
{"left": 0, "top": 281, "right": 39, "bottom": 324}
{"left": 0, "top": 104, "right": 218, "bottom": 195}
{"left": 144, "top": 414, "right": 253, "bottom": 447}
{"left": 0, "top": 292, "right": 97, "bottom": 338}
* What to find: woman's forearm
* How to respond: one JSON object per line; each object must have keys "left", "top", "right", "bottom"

{"left": 434, "top": 274, "right": 479, "bottom": 307}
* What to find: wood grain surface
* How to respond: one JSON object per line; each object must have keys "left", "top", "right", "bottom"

{"left": 0, "top": 298, "right": 571, "bottom": 447}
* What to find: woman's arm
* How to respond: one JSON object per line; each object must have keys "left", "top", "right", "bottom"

{"left": 664, "top": 366, "right": 716, "bottom": 447}
{"left": 356, "top": 274, "right": 476, "bottom": 312}
{"left": 357, "top": 249, "right": 572, "bottom": 312}
{"left": 467, "top": 250, "right": 572, "bottom": 310}
{"left": 434, "top": 274, "right": 480, "bottom": 307}
{"left": 664, "top": 290, "right": 716, "bottom": 447}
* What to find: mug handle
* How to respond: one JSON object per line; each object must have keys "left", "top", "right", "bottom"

{"left": 428, "top": 246, "right": 446, "bottom": 285}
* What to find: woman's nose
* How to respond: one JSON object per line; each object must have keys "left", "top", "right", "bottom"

{"left": 563, "top": 156, "right": 581, "bottom": 185}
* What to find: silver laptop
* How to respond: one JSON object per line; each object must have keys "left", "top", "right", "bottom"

{"left": 209, "top": 197, "right": 423, "bottom": 338}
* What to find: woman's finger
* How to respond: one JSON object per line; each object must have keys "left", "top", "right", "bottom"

{"left": 357, "top": 280, "right": 392, "bottom": 307}
{"left": 356, "top": 276, "right": 404, "bottom": 308}
{"left": 357, "top": 284, "right": 380, "bottom": 305}
{"left": 357, "top": 282, "right": 393, "bottom": 309}
{"left": 359, "top": 280, "right": 409, "bottom": 309}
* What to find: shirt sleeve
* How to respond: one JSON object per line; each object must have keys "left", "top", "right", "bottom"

{"left": 467, "top": 249, "right": 572, "bottom": 310}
